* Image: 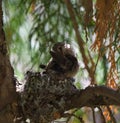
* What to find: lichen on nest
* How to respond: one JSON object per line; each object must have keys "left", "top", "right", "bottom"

{"left": 18, "top": 71, "right": 77, "bottom": 123}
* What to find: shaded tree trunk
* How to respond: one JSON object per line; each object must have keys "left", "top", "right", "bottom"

{"left": 0, "top": 1, "right": 17, "bottom": 123}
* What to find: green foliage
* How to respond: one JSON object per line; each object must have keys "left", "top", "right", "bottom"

{"left": 3, "top": 0, "right": 103, "bottom": 82}
{"left": 3, "top": 0, "right": 120, "bottom": 122}
{"left": 3, "top": 1, "right": 28, "bottom": 78}
{"left": 3, "top": 0, "right": 120, "bottom": 84}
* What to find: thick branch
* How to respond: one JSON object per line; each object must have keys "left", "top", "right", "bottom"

{"left": 65, "top": 86, "right": 120, "bottom": 111}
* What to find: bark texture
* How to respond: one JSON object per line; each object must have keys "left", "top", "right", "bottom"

{"left": 0, "top": 1, "right": 17, "bottom": 123}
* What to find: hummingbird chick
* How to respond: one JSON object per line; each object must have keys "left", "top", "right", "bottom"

{"left": 40, "top": 42, "right": 79, "bottom": 79}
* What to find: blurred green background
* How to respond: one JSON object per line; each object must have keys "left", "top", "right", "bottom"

{"left": 3, "top": 0, "right": 120, "bottom": 122}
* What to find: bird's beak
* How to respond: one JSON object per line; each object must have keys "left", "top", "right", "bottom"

{"left": 65, "top": 44, "right": 71, "bottom": 49}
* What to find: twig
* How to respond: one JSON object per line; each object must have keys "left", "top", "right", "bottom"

{"left": 64, "top": 0, "right": 95, "bottom": 84}
{"left": 93, "top": 51, "right": 100, "bottom": 76}
{"left": 98, "top": 106, "right": 106, "bottom": 123}
{"left": 84, "top": 26, "right": 88, "bottom": 42}
{"left": 106, "top": 106, "right": 117, "bottom": 123}
{"left": 92, "top": 107, "right": 96, "bottom": 123}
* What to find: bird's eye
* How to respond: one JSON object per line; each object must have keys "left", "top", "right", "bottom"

{"left": 58, "top": 46, "right": 62, "bottom": 52}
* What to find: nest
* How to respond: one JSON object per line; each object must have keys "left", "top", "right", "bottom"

{"left": 19, "top": 71, "right": 77, "bottom": 123}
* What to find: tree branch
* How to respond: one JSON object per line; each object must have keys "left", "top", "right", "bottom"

{"left": 19, "top": 72, "right": 120, "bottom": 122}
{"left": 64, "top": 0, "right": 95, "bottom": 84}
{"left": 65, "top": 86, "right": 120, "bottom": 110}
